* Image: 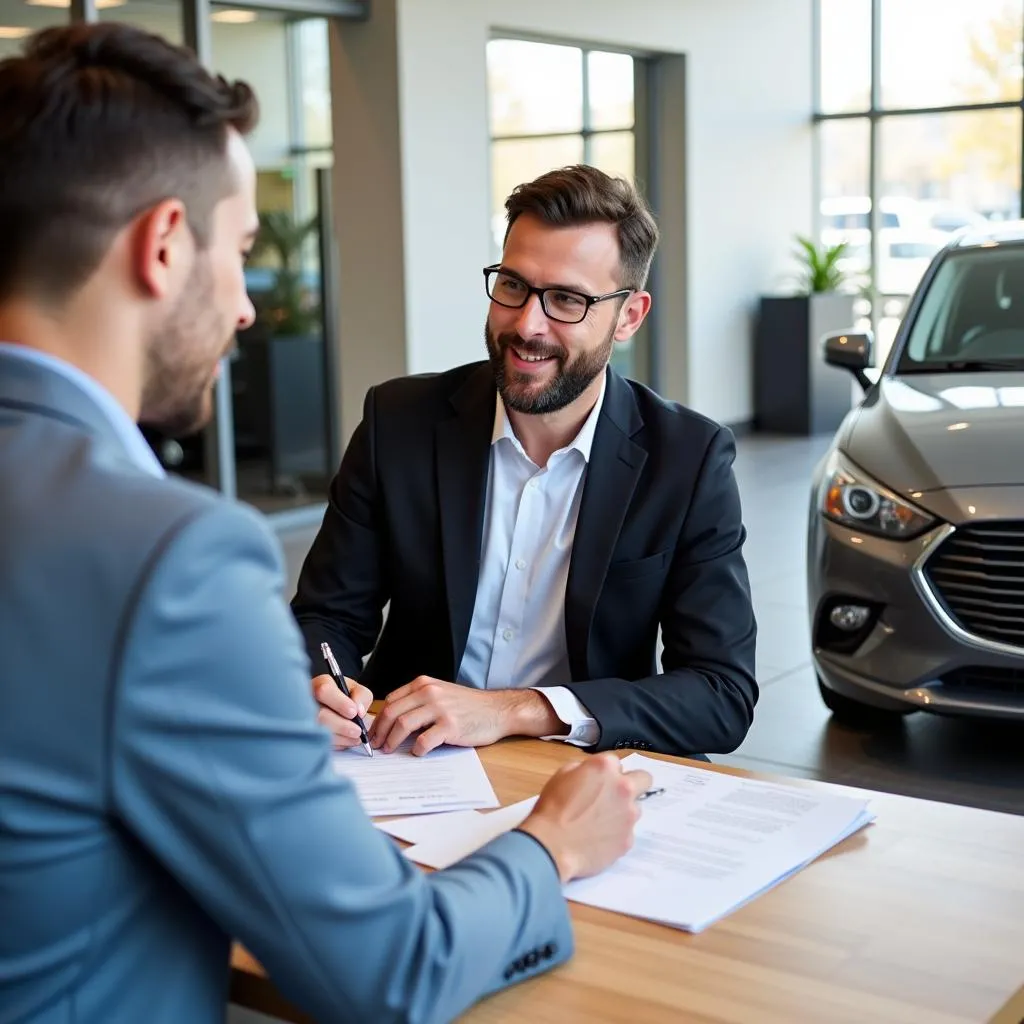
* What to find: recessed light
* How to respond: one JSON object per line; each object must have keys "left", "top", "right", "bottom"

{"left": 26, "top": 0, "right": 126, "bottom": 7}
{"left": 0, "top": 25, "right": 31, "bottom": 37}
{"left": 211, "top": 8, "right": 257, "bottom": 22}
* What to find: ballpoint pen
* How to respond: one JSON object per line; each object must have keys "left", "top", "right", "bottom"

{"left": 320, "top": 641, "right": 373, "bottom": 758}
{"left": 637, "top": 787, "right": 665, "bottom": 801}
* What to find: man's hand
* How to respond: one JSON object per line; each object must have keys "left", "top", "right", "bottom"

{"left": 369, "top": 677, "right": 565, "bottom": 756}
{"left": 311, "top": 673, "right": 374, "bottom": 750}
{"left": 517, "top": 754, "right": 653, "bottom": 882}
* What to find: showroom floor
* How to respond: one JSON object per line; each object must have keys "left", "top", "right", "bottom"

{"left": 279, "top": 434, "right": 1024, "bottom": 818}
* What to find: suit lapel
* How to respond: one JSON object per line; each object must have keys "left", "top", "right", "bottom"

{"left": 565, "top": 369, "right": 647, "bottom": 680}
{"left": 436, "top": 365, "right": 497, "bottom": 675}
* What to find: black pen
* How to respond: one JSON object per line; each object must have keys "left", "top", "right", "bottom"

{"left": 320, "top": 642, "right": 373, "bottom": 758}
{"left": 637, "top": 787, "right": 665, "bottom": 801}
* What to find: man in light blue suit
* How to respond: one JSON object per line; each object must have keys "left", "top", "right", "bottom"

{"left": 0, "top": 24, "right": 652, "bottom": 1024}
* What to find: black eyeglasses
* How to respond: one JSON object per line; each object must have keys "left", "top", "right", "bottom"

{"left": 483, "top": 265, "right": 631, "bottom": 325}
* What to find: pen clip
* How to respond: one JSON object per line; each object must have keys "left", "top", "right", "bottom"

{"left": 320, "top": 642, "right": 343, "bottom": 679}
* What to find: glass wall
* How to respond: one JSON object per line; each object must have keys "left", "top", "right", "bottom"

{"left": 213, "top": 11, "right": 335, "bottom": 513}
{"left": 816, "top": 0, "right": 1024, "bottom": 366}
{"left": 98, "top": 0, "right": 183, "bottom": 44}
{"left": 0, "top": 0, "right": 64, "bottom": 55}
{"left": 487, "top": 39, "right": 649, "bottom": 381}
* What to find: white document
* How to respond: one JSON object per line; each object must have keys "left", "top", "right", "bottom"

{"left": 376, "top": 809, "right": 486, "bottom": 845}
{"left": 404, "top": 755, "right": 874, "bottom": 932}
{"left": 332, "top": 731, "right": 499, "bottom": 818}
{"left": 564, "top": 754, "right": 874, "bottom": 932}
{"left": 404, "top": 798, "right": 538, "bottom": 867}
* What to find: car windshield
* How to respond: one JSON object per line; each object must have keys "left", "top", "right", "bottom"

{"left": 897, "top": 245, "right": 1024, "bottom": 372}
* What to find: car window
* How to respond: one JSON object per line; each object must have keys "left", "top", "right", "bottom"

{"left": 898, "top": 246, "right": 1024, "bottom": 369}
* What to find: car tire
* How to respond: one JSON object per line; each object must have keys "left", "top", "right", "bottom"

{"left": 817, "top": 676, "right": 913, "bottom": 728}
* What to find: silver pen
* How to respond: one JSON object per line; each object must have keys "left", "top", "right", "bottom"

{"left": 637, "top": 787, "right": 665, "bottom": 801}
{"left": 320, "top": 642, "right": 373, "bottom": 758}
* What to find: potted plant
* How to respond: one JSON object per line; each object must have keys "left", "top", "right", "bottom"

{"left": 233, "top": 209, "right": 328, "bottom": 494}
{"left": 251, "top": 210, "right": 321, "bottom": 337}
{"left": 753, "top": 235, "right": 859, "bottom": 435}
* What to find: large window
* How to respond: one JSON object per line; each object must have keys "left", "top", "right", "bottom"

{"left": 487, "top": 39, "right": 649, "bottom": 381}
{"left": 214, "top": 12, "right": 336, "bottom": 514}
{"left": 816, "top": 0, "right": 1024, "bottom": 366}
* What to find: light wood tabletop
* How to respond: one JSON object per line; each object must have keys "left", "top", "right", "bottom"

{"left": 230, "top": 739, "right": 1024, "bottom": 1024}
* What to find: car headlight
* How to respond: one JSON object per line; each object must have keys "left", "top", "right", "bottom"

{"left": 819, "top": 451, "right": 936, "bottom": 539}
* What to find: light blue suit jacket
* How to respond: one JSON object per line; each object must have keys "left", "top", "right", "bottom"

{"left": 0, "top": 348, "right": 572, "bottom": 1024}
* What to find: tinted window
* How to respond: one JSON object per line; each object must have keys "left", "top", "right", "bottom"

{"left": 899, "top": 247, "right": 1024, "bottom": 368}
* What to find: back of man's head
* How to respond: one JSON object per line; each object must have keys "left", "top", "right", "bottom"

{"left": 0, "top": 23, "right": 259, "bottom": 308}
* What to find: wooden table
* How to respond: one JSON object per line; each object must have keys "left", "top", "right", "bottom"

{"left": 231, "top": 740, "right": 1024, "bottom": 1024}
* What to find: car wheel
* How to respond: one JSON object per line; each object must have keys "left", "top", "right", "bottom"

{"left": 817, "top": 676, "right": 913, "bottom": 728}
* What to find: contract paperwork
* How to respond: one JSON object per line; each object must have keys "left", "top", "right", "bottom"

{"left": 332, "top": 730, "right": 498, "bottom": 817}
{"left": 396, "top": 753, "right": 875, "bottom": 933}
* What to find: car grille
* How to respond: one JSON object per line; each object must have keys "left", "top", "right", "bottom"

{"left": 924, "top": 522, "right": 1024, "bottom": 650}
{"left": 942, "top": 667, "right": 1024, "bottom": 699}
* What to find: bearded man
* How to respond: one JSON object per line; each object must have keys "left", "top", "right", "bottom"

{"left": 295, "top": 164, "right": 759, "bottom": 761}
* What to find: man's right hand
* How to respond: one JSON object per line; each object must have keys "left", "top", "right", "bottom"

{"left": 311, "top": 673, "right": 374, "bottom": 750}
{"left": 517, "top": 754, "right": 653, "bottom": 883}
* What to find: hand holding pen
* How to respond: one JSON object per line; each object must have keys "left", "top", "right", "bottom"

{"left": 319, "top": 642, "right": 373, "bottom": 758}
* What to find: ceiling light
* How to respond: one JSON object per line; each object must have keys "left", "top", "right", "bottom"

{"left": 26, "top": 0, "right": 125, "bottom": 7}
{"left": 0, "top": 25, "right": 31, "bottom": 36}
{"left": 211, "top": 8, "right": 257, "bottom": 22}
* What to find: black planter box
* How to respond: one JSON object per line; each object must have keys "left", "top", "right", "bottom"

{"left": 754, "top": 293, "right": 857, "bottom": 435}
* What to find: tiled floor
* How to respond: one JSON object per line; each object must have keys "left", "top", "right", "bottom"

{"left": 277, "top": 434, "right": 1024, "bottom": 817}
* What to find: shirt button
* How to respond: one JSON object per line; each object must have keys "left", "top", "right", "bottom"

{"left": 502, "top": 628, "right": 514, "bottom": 641}
{"left": 515, "top": 558, "right": 527, "bottom": 570}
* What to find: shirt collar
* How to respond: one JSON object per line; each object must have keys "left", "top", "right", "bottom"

{"left": 491, "top": 368, "right": 607, "bottom": 464}
{"left": 0, "top": 343, "right": 165, "bottom": 479}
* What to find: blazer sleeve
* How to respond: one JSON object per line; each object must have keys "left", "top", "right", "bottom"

{"left": 563, "top": 426, "right": 758, "bottom": 756}
{"left": 291, "top": 385, "right": 387, "bottom": 679}
{"left": 110, "top": 501, "right": 572, "bottom": 1024}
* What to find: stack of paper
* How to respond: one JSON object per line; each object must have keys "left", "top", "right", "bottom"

{"left": 398, "top": 754, "right": 874, "bottom": 933}
{"left": 332, "top": 734, "right": 499, "bottom": 818}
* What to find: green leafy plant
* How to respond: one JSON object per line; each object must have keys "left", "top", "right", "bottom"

{"left": 250, "top": 209, "right": 320, "bottom": 336}
{"left": 792, "top": 235, "right": 849, "bottom": 294}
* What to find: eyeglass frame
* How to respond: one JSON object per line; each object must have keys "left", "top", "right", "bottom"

{"left": 482, "top": 265, "right": 632, "bottom": 324}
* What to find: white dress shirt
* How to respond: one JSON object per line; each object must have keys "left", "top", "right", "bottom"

{"left": 456, "top": 378, "right": 605, "bottom": 747}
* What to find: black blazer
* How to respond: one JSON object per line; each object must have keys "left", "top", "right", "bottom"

{"left": 292, "top": 362, "right": 758, "bottom": 757}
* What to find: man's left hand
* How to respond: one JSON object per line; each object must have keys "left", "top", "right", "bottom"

{"left": 369, "top": 677, "right": 556, "bottom": 756}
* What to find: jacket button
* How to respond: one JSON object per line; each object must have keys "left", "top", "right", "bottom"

{"left": 525, "top": 951, "right": 540, "bottom": 968}
{"left": 504, "top": 967, "right": 515, "bottom": 981}
{"left": 542, "top": 942, "right": 557, "bottom": 959}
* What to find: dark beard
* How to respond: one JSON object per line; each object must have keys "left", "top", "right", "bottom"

{"left": 139, "top": 259, "right": 227, "bottom": 438}
{"left": 485, "top": 325, "right": 614, "bottom": 415}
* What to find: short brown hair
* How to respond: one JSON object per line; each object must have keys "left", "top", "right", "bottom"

{"left": 0, "top": 23, "right": 258, "bottom": 305}
{"left": 503, "top": 164, "right": 659, "bottom": 291}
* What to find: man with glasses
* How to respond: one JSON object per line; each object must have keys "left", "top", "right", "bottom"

{"left": 295, "top": 164, "right": 757, "bottom": 759}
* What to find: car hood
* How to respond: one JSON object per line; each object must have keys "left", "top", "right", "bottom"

{"left": 845, "top": 372, "right": 1024, "bottom": 494}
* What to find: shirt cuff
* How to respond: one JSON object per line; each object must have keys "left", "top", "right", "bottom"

{"left": 531, "top": 686, "right": 600, "bottom": 747}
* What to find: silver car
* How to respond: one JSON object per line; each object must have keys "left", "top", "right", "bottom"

{"left": 808, "top": 220, "right": 1024, "bottom": 725}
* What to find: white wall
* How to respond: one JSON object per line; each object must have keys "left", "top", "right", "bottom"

{"left": 331, "top": 0, "right": 813, "bottom": 436}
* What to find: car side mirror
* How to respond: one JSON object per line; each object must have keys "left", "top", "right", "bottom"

{"left": 823, "top": 331, "right": 874, "bottom": 391}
